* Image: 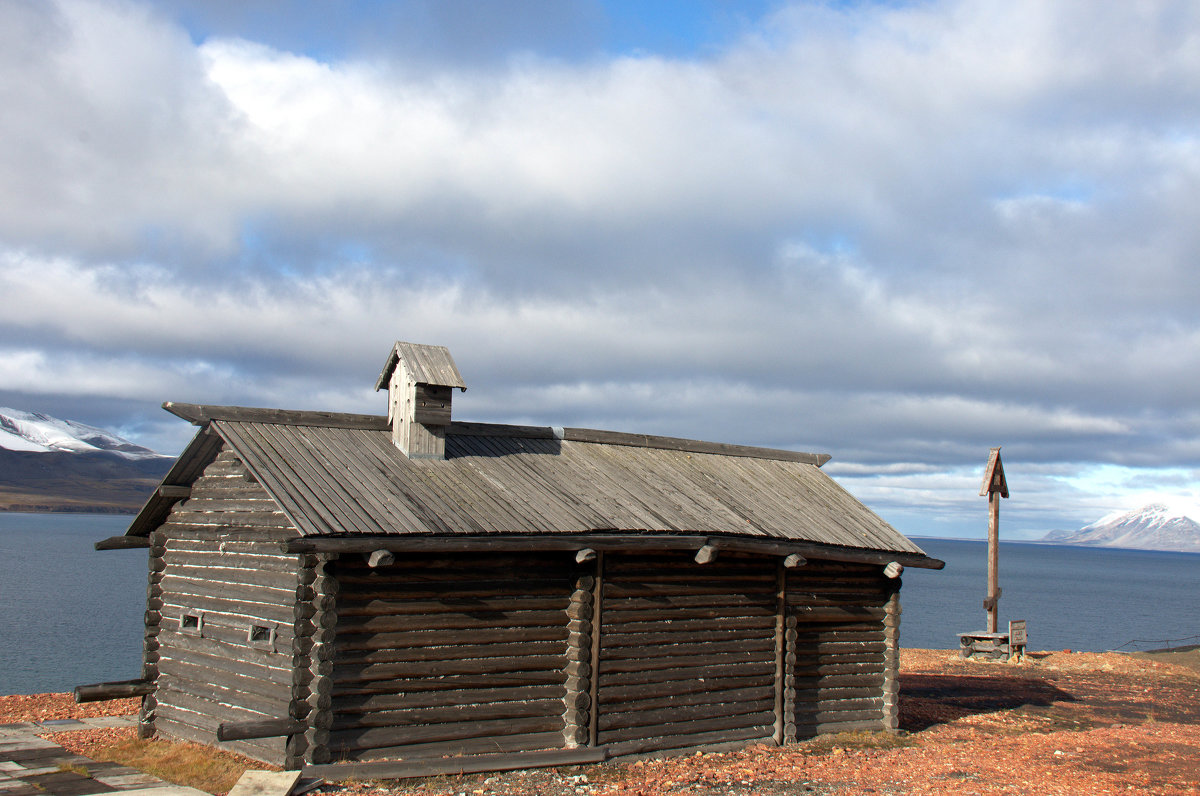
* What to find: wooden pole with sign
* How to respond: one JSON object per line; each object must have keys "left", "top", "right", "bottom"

{"left": 980, "top": 447, "right": 1008, "bottom": 633}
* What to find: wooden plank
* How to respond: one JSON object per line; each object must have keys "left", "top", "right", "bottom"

{"left": 334, "top": 654, "right": 568, "bottom": 683}
{"left": 598, "top": 673, "right": 771, "bottom": 705}
{"left": 333, "top": 625, "right": 567, "bottom": 652}
{"left": 600, "top": 638, "right": 775, "bottom": 661}
{"left": 335, "top": 639, "right": 568, "bottom": 666}
{"left": 304, "top": 747, "right": 607, "bottom": 781}
{"left": 333, "top": 730, "right": 565, "bottom": 762}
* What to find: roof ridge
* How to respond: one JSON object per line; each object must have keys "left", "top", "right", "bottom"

{"left": 163, "top": 402, "right": 389, "bottom": 430}
{"left": 449, "top": 421, "right": 831, "bottom": 466}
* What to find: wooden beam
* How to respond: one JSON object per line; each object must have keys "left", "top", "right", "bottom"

{"left": 95, "top": 535, "right": 151, "bottom": 551}
{"left": 883, "top": 562, "right": 903, "bottom": 579}
{"left": 215, "top": 718, "right": 306, "bottom": 742}
{"left": 163, "top": 402, "right": 389, "bottom": 430}
{"left": 280, "top": 534, "right": 945, "bottom": 569}
{"left": 303, "top": 747, "right": 609, "bottom": 781}
{"left": 575, "top": 547, "right": 597, "bottom": 563}
{"left": 783, "top": 554, "right": 807, "bottom": 569}
{"left": 74, "top": 679, "right": 154, "bottom": 703}
{"left": 156, "top": 485, "right": 191, "bottom": 499}
{"left": 694, "top": 543, "right": 719, "bottom": 564}
{"left": 366, "top": 549, "right": 394, "bottom": 568}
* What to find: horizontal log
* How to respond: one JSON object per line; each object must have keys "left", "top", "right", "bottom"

{"left": 304, "top": 747, "right": 608, "bottom": 781}
{"left": 334, "top": 729, "right": 565, "bottom": 763}
{"left": 73, "top": 678, "right": 154, "bottom": 702}
{"left": 603, "top": 579, "right": 775, "bottom": 598}
{"left": 332, "top": 671, "right": 566, "bottom": 696}
{"left": 603, "top": 606, "right": 776, "bottom": 624}
{"left": 337, "top": 609, "right": 571, "bottom": 633}
{"left": 334, "top": 654, "right": 568, "bottom": 683}
{"left": 605, "top": 724, "right": 773, "bottom": 758}
{"left": 601, "top": 638, "right": 774, "bottom": 660}
{"left": 598, "top": 616, "right": 775, "bottom": 637}
{"left": 337, "top": 596, "right": 569, "bottom": 617}
{"left": 162, "top": 563, "right": 298, "bottom": 590}
{"left": 613, "top": 685, "right": 775, "bottom": 715}
{"left": 790, "top": 662, "right": 884, "bottom": 678}
{"left": 335, "top": 639, "right": 568, "bottom": 666}
{"left": 601, "top": 650, "right": 773, "bottom": 675}
{"left": 598, "top": 674, "right": 771, "bottom": 704}
{"left": 790, "top": 606, "right": 886, "bottom": 623}
{"left": 602, "top": 626, "right": 774, "bottom": 649}
{"left": 600, "top": 710, "right": 776, "bottom": 745}
{"left": 95, "top": 535, "right": 151, "bottom": 551}
{"left": 333, "top": 625, "right": 568, "bottom": 652}
{"left": 217, "top": 718, "right": 306, "bottom": 741}
{"left": 599, "top": 661, "right": 775, "bottom": 688}
{"left": 791, "top": 674, "right": 885, "bottom": 689}
{"left": 328, "top": 715, "right": 565, "bottom": 753}
{"left": 600, "top": 697, "right": 776, "bottom": 732}
{"left": 605, "top": 594, "right": 775, "bottom": 611}
{"left": 331, "top": 698, "right": 565, "bottom": 730}
{"left": 334, "top": 685, "right": 568, "bottom": 715}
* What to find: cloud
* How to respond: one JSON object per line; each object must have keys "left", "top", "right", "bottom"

{"left": 1, "top": 0, "right": 1199, "bottom": 536}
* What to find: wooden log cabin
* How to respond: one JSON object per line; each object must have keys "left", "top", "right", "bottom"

{"left": 89, "top": 341, "right": 943, "bottom": 779}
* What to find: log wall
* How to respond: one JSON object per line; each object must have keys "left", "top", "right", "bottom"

{"left": 151, "top": 448, "right": 302, "bottom": 766}
{"left": 784, "top": 561, "right": 892, "bottom": 741}
{"left": 326, "top": 552, "right": 575, "bottom": 762}
{"left": 594, "top": 553, "right": 779, "bottom": 757}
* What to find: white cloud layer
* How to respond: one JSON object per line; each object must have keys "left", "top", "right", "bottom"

{"left": 2, "top": 0, "right": 1199, "bottom": 537}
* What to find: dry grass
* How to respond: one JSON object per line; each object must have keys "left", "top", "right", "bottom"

{"left": 51, "top": 730, "right": 274, "bottom": 795}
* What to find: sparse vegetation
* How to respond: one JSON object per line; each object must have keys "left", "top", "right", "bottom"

{"left": 81, "top": 735, "right": 273, "bottom": 795}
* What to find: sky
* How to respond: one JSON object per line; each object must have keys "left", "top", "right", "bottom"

{"left": 2, "top": 0, "right": 1199, "bottom": 541}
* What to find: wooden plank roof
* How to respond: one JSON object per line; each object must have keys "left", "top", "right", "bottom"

{"left": 129, "top": 404, "right": 928, "bottom": 559}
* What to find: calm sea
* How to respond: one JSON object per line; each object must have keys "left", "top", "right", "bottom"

{"left": 1, "top": 514, "right": 1198, "bottom": 695}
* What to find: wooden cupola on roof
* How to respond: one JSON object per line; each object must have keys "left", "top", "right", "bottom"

{"left": 375, "top": 341, "right": 466, "bottom": 459}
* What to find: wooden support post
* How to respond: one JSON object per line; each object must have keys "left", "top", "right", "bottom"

{"left": 563, "top": 562, "right": 596, "bottom": 749}
{"left": 138, "top": 531, "right": 166, "bottom": 739}
{"left": 980, "top": 447, "right": 1008, "bottom": 635}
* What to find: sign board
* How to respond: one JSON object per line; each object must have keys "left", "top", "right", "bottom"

{"left": 1009, "top": 619, "right": 1027, "bottom": 647}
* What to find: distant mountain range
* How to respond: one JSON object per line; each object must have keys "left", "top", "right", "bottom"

{"left": 1043, "top": 501, "right": 1200, "bottom": 553}
{"left": 0, "top": 408, "right": 172, "bottom": 513}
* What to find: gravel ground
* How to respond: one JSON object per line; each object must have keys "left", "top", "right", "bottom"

{"left": 8, "top": 649, "right": 1199, "bottom": 796}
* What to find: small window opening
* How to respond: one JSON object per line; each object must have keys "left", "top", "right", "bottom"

{"left": 180, "top": 611, "right": 204, "bottom": 636}
{"left": 248, "top": 623, "right": 277, "bottom": 650}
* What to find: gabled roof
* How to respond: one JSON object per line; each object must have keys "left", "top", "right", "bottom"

{"left": 374, "top": 342, "right": 466, "bottom": 392}
{"left": 128, "top": 404, "right": 934, "bottom": 566}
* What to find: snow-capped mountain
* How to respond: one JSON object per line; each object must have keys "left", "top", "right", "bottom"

{"left": 0, "top": 407, "right": 166, "bottom": 460}
{"left": 1043, "top": 500, "right": 1200, "bottom": 552}
{"left": 0, "top": 408, "right": 172, "bottom": 513}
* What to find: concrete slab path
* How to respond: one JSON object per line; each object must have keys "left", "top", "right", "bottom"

{"left": 0, "top": 718, "right": 209, "bottom": 796}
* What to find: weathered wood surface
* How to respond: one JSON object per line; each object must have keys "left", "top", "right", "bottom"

{"left": 74, "top": 678, "right": 154, "bottom": 702}
{"left": 594, "top": 553, "right": 777, "bottom": 753}
{"left": 217, "top": 718, "right": 306, "bottom": 742}
{"left": 149, "top": 463, "right": 302, "bottom": 766}
{"left": 328, "top": 552, "right": 573, "bottom": 760}
{"left": 303, "top": 746, "right": 607, "bottom": 781}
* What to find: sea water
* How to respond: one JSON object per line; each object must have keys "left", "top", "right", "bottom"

{"left": 1, "top": 514, "right": 1198, "bottom": 694}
